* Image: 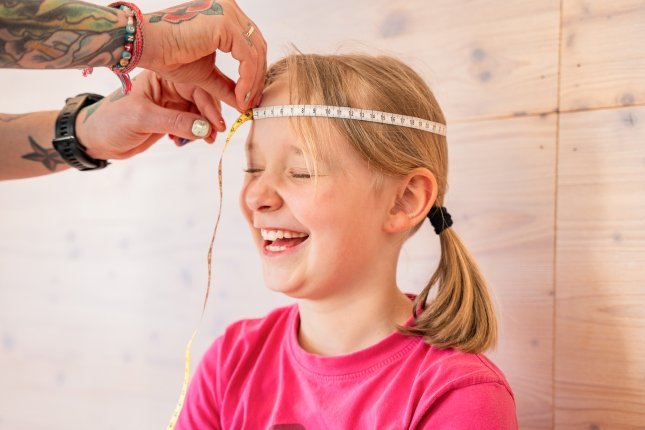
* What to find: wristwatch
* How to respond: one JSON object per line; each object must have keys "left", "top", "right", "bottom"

{"left": 53, "top": 93, "right": 109, "bottom": 171}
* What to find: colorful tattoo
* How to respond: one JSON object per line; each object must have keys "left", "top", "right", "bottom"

{"left": 109, "top": 90, "right": 128, "bottom": 103}
{"left": 21, "top": 136, "right": 65, "bottom": 171}
{"left": 148, "top": 0, "right": 223, "bottom": 24}
{"left": 81, "top": 90, "right": 127, "bottom": 124}
{"left": 81, "top": 99, "right": 102, "bottom": 124}
{"left": 0, "top": 0, "right": 125, "bottom": 69}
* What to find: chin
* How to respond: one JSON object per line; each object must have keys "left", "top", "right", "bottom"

{"left": 263, "top": 274, "right": 309, "bottom": 299}
{"left": 265, "top": 283, "right": 307, "bottom": 299}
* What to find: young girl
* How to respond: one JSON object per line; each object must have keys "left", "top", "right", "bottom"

{"left": 176, "top": 53, "right": 518, "bottom": 429}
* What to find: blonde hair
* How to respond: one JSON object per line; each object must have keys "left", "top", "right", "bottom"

{"left": 265, "top": 52, "right": 497, "bottom": 353}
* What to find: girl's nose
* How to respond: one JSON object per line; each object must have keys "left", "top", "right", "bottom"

{"left": 243, "top": 174, "right": 283, "bottom": 213}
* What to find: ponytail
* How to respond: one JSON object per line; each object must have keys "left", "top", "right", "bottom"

{"left": 398, "top": 227, "right": 497, "bottom": 353}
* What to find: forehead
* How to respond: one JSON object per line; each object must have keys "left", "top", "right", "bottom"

{"left": 245, "top": 78, "right": 355, "bottom": 167}
{"left": 245, "top": 79, "right": 297, "bottom": 152}
{"left": 245, "top": 138, "right": 304, "bottom": 157}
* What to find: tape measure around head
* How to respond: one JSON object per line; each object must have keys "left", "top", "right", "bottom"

{"left": 252, "top": 105, "right": 447, "bottom": 136}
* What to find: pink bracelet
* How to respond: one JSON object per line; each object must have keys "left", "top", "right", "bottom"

{"left": 82, "top": 2, "right": 144, "bottom": 94}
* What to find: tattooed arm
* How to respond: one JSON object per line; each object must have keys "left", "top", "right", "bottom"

{"left": 0, "top": 70, "right": 227, "bottom": 181}
{"left": 0, "top": 0, "right": 129, "bottom": 69}
{"left": 0, "top": 0, "right": 267, "bottom": 110}
{"left": 0, "top": 111, "right": 69, "bottom": 179}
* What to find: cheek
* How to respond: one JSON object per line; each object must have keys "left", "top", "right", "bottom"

{"left": 239, "top": 182, "right": 253, "bottom": 225}
{"left": 298, "top": 188, "right": 356, "bottom": 234}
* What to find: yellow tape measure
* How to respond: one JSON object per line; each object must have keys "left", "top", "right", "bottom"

{"left": 166, "top": 110, "right": 253, "bottom": 430}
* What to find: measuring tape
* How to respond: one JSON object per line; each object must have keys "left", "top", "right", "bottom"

{"left": 166, "top": 110, "right": 253, "bottom": 430}
{"left": 166, "top": 105, "right": 444, "bottom": 429}
{"left": 252, "top": 105, "right": 447, "bottom": 136}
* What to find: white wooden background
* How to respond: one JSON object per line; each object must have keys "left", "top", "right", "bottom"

{"left": 1, "top": 1, "right": 644, "bottom": 429}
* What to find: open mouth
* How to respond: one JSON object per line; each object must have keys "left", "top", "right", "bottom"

{"left": 260, "top": 228, "right": 309, "bottom": 253}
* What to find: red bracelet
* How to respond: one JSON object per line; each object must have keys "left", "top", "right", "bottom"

{"left": 82, "top": 2, "right": 144, "bottom": 94}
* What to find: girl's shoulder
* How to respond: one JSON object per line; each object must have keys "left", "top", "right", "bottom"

{"left": 208, "top": 303, "right": 297, "bottom": 363}
{"left": 411, "top": 342, "right": 514, "bottom": 400}
{"left": 407, "top": 346, "right": 517, "bottom": 427}
{"left": 219, "top": 302, "right": 296, "bottom": 340}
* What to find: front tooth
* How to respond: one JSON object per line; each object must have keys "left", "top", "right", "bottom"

{"left": 261, "top": 229, "right": 308, "bottom": 241}
{"left": 266, "top": 244, "right": 287, "bottom": 252}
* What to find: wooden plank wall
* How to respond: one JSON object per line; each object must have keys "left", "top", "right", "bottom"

{"left": 0, "top": 1, "right": 643, "bottom": 429}
{"left": 556, "top": 1, "right": 645, "bottom": 428}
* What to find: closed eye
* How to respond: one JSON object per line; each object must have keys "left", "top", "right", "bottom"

{"left": 290, "top": 169, "right": 327, "bottom": 179}
{"left": 291, "top": 172, "right": 312, "bottom": 179}
{"left": 243, "top": 168, "right": 263, "bottom": 175}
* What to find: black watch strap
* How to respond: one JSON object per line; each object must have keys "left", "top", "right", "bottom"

{"left": 53, "top": 93, "right": 108, "bottom": 171}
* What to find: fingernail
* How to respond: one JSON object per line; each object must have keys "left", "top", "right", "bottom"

{"left": 191, "top": 119, "right": 211, "bottom": 138}
{"left": 219, "top": 119, "right": 226, "bottom": 131}
{"left": 178, "top": 138, "right": 192, "bottom": 146}
{"left": 244, "top": 91, "right": 252, "bottom": 103}
{"left": 169, "top": 134, "right": 176, "bottom": 140}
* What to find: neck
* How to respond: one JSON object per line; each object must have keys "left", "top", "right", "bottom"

{"left": 296, "top": 280, "right": 414, "bottom": 356}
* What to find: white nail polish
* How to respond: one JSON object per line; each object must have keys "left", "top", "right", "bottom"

{"left": 191, "top": 119, "right": 210, "bottom": 138}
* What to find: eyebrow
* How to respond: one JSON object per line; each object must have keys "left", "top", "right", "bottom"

{"left": 246, "top": 141, "right": 304, "bottom": 156}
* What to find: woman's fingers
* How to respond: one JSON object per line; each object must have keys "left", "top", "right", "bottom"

{"left": 172, "top": 83, "right": 226, "bottom": 141}
{"left": 190, "top": 86, "right": 226, "bottom": 133}
{"left": 142, "top": 102, "right": 214, "bottom": 142}
{"left": 194, "top": 65, "right": 238, "bottom": 112}
{"left": 226, "top": 16, "right": 267, "bottom": 110}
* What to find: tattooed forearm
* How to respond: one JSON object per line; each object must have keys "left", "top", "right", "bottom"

{"left": 21, "top": 136, "right": 65, "bottom": 172}
{"left": 82, "top": 99, "right": 102, "bottom": 124}
{"left": 82, "top": 89, "right": 128, "bottom": 123}
{"left": 109, "top": 90, "right": 128, "bottom": 103}
{"left": 0, "top": 110, "right": 68, "bottom": 180}
{"left": 0, "top": 0, "right": 127, "bottom": 69}
{"left": 148, "top": 0, "right": 222, "bottom": 24}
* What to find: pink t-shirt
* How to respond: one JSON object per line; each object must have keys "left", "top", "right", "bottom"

{"left": 177, "top": 301, "right": 518, "bottom": 429}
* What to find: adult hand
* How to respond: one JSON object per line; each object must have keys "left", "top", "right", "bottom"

{"left": 140, "top": 0, "right": 267, "bottom": 112}
{"left": 76, "top": 70, "right": 225, "bottom": 161}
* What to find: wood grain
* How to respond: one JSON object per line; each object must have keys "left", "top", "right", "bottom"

{"left": 446, "top": 114, "right": 557, "bottom": 430}
{"left": 237, "top": 0, "right": 561, "bottom": 122}
{"left": 560, "top": 0, "right": 645, "bottom": 112}
{"left": 555, "top": 106, "right": 645, "bottom": 429}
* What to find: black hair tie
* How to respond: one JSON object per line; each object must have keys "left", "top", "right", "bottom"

{"left": 427, "top": 206, "right": 453, "bottom": 235}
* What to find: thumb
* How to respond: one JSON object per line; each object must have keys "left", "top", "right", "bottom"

{"left": 143, "top": 103, "right": 214, "bottom": 141}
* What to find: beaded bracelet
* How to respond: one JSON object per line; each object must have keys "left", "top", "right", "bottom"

{"left": 82, "top": 2, "right": 144, "bottom": 95}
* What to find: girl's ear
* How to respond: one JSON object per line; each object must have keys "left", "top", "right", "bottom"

{"left": 384, "top": 168, "right": 438, "bottom": 234}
